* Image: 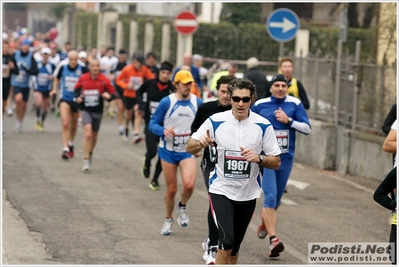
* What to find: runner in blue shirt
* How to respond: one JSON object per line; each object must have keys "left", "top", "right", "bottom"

{"left": 251, "top": 74, "right": 311, "bottom": 258}
{"left": 149, "top": 70, "right": 202, "bottom": 236}
{"left": 33, "top": 47, "right": 55, "bottom": 132}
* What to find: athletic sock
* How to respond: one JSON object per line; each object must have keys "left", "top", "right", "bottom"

{"left": 41, "top": 111, "right": 47, "bottom": 123}
{"left": 269, "top": 235, "right": 276, "bottom": 243}
{"left": 36, "top": 107, "right": 41, "bottom": 119}
{"left": 178, "top": 201, "right": 186, "bottom": 207}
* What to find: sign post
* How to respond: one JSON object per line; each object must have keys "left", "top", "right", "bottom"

{"left": 266, "top": 8, "right": 300, "bottom": 60}
{"left": 174, "top": 11, "right": 198, "bottom": 66}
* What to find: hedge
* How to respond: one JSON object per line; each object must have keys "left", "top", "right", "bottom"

{"left": 71, "top": 12, "right": 378, "bottom": 65}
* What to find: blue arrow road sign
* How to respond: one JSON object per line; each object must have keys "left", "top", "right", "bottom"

{"left": 266, "top": 8, "right": 300, "bottom": 42}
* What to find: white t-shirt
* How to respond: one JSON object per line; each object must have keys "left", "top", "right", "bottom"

{"left": 100, "top": 56, "right": 118, "bottom": 76}
{"left": 49, "top": 53, "right": 61, "bottom": 66}
{"left": 191, "top": 110, "right": 281, "bottom": 201}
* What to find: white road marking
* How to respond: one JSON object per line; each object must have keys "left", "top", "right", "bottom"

{"left": 287, "top": 179, "right": 310, "bottom": 190}
{"left": 281, "top": 198, "right": 297, "bottom": 205}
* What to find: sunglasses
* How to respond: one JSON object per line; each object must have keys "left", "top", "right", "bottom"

{"left": 231, "top": 96, "right": 252, "bottom": 103}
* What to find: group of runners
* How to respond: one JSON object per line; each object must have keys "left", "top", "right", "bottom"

{"left": 3, "top": 37, "right": 313, "bottom": 264}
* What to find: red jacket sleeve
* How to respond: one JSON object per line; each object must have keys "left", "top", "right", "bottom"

{"left": 103, "top": 75, "right": 116, "bottom": 95}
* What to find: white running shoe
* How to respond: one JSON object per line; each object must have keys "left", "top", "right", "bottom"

{"left": 206, "top": 245, "right": 218, "bottom": 265}
{"left": 202, "top": 236, "right": 210, "bottom": 261}
{"left": 160, "top": 218, "right": 174, "bottom": 235}
{"left": 6, "top": 107, "right": 13, "bottom": 116}
{"left": 118, "top": 126, "right": 124, "bottom": 136}
{"left": 122, "top": 129, "right": 129, "bottom": 142}
{"left": 82, "top": 159, "right": 90, "bottom": 172}
{"left": 177, "top": 205, "right": 189, "bottom": 227}
{"left": 14, "top": 121, "right": 22, "bottom": 134}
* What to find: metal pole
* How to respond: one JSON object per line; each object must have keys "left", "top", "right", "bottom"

{"left": 87, "top": 22, "right": 92, "bottom": 50}
{"left": 314, "top": 53, "right": 320, "bottom": 118}
{"left": 379, "top": 66, "right": 386, "bottom": 128}
{"left": 334, "top": 39, "right": 343, "bottom": 126}
{"left": 279, "top": 42, "right": 284, "bottom": 60}
{"left": 183, "top": 35, "right": 187, "bottom": 55}
{"left": 298, "top": 49, "right": 303, "bottom": 81}
{"left": 344, "top": 55, "right": 350, "bottom": 127}
{"left": 351, "top": 41, "right": 361, "bottom": 130}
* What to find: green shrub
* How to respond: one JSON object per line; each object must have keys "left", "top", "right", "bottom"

{"left": 72, "top": 12, "right": 378, "bottom": 63}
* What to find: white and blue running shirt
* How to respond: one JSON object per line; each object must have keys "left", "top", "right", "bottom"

{"left": 191, "top": 110, "right": 281, "bottom": 201}
{"left": 149, "top": 93, "right": 203, "bottom": 152}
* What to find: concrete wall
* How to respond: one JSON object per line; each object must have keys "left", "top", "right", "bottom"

{"left": 337, "top": 130, "right": 393, "bottom": 180}
{"left": 294, "top": 119, "right": 393, "bottom": 181}
{"left": 295, "top": 119, "right": 336, "bottom": 170}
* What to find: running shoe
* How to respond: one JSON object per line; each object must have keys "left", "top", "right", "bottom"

{"left": 149, "top": 180, "right": 160, "bottom": 190}
{"left": 160, "top": 218, "right": 174, "bottom": 235}
{"left": 118, "top": 126, "right": 124, "bottom": 136}
{"left": 206, "top": 245, "right": 218, "bottom": 265}
{"left": 35, "top": 121, "right": 41, "bottom": 131}
{"left": 177, "top": 205, "right": 189, "bottom": 227}
{"left": 257, "top": 220, "right": 267, "bottom": 239}
{"left": 82, "top": 159, "right": 90, "bottom": 172}
{"left": 62, "top": 150, "right": 70, "bottom": 159}
{"left": 123, "top": 128, "right": 129, "bottom": 142}
{"left": 269, "top": 237, "right": 284, "bottom": 258}
{"left": 132, "top": 134, "right": 142, "bottom": 144}
{"left": 38, "top": 122, "right": 45, "bottom": 133}
{"left": 14, "top": 121, "right": 22, "bottom": 134}
{"left": 107, "top": 109, "right": 115, "bottom": 118}
{"left": 68, "top": 145, "right": 74, "bottom": 158}
{"left": 141, "top": 157, "right": 150, "bottom": 178}
{"left": 6, "top": 107, "right": 13, "bottom": 116}
{"left": 202, "top": 236, "right": 210, "bottom": 261}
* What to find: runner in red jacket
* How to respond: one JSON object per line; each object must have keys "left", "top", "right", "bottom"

{"left": 75, "top": 58, "right": 116, "bottom": 172}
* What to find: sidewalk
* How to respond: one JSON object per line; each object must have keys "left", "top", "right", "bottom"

{"left": 2, "top": 189, "right": 55, "bottom": 265}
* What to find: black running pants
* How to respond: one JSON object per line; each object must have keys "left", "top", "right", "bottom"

{"left": 209, "top": 193, "right": 256, "bottom": 256}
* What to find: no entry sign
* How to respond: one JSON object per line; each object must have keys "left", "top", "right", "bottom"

{"left": 174, "top": 11, "right": 198, "bottom": 35}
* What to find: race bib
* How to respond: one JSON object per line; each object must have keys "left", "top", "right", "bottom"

{"left": 224, "top": 150, "right": 251, "bottom": 179}
{"left": 275, "top": 129, "right": 289, "bottom": 153}
{"left": 84, "top": 89, "right": 100, "bottom": 107}
{"left": 14, "top": 69, "right": 27, "bottom": 83}
{"left": 173, "top": 129, "right": 191, "bottom": 152}
{"left": 3, "top": 64, "right": 10, "bottom": 78}
{"left": 65, "top": 76, "right": 79, "bottom": 92}
{"left": 208, "top": 142, "right": 217, "bottom": 163}
{"left": 129, "top": 76, "right": 143, "bottom": 91}
{"left": 37, "top": 73, "right": 50, "bottom": 87}
{"left": 149, "top": 101, "right": 160, "bottom": 117}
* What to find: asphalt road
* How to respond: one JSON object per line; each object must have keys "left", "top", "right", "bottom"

{"left": 2, "top": 105, "right": 393, "bottom": 266}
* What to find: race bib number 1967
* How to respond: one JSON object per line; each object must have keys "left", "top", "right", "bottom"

{"left": 224, "top": 150, "right": 251, "bottom": 179}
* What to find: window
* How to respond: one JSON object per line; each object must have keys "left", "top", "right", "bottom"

{"left": 129, "top": 4, "right": 136, "bottom": 13}
{"left": 274, "top": 3, "right": 313, "bottom": 20}
{"left": 194, "top": 3, "right": 202, "bottom": 16}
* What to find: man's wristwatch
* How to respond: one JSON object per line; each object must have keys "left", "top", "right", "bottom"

{"left": 287, "top": 117, "right": 293, "bottom": 124}
{"left": 257, "top": 154, "right": 264, "bottom": 164}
